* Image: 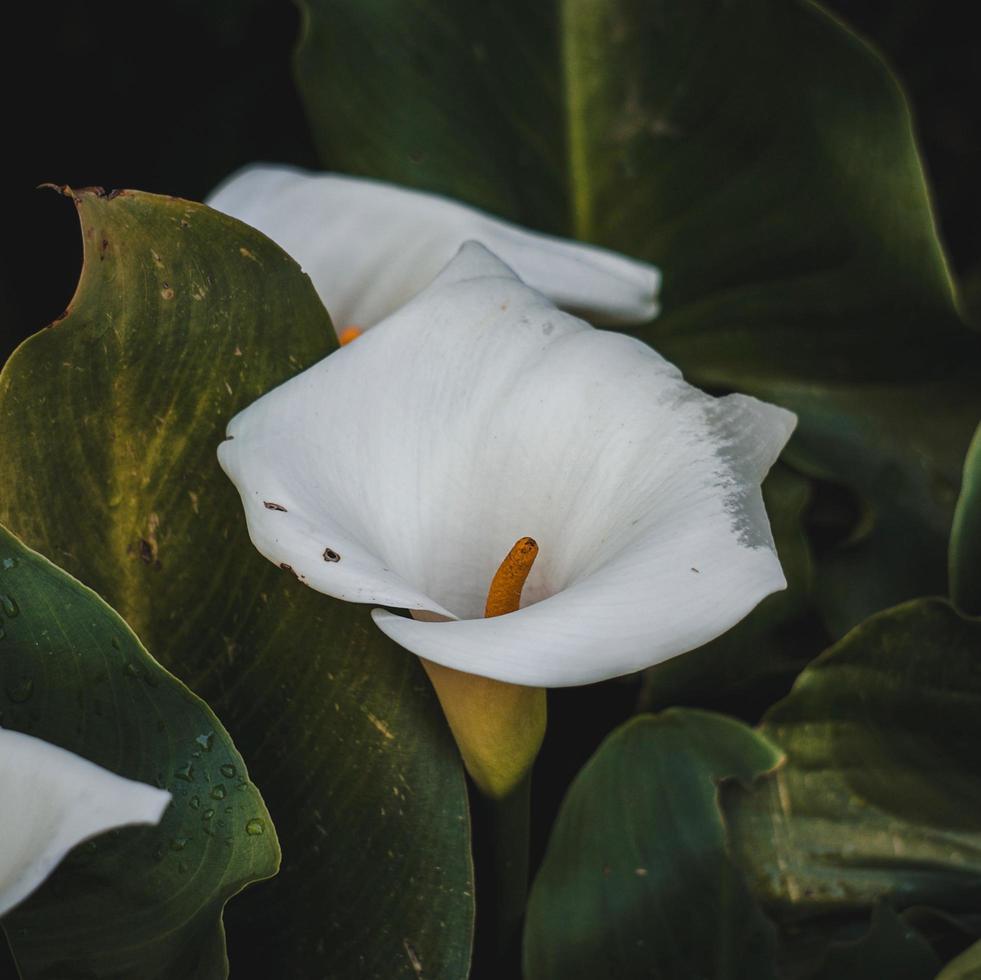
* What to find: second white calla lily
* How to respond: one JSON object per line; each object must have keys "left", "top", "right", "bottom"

{"left": 218, "top": 243, "right": 795, "bottom": 689}
{"left": 0, "top": 728, "right": 170, "bottom": 917}
{"left": 207, "top": 164, "right": 660, "bottom": 331}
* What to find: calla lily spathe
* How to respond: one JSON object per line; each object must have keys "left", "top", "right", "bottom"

{"left": 207, "top": 164, "right": 660, "bottom": 331}
{"left": 218, "top": 243, "right": 796, "bottom": 688}
{"left": 0, "top": 728, "right": 170, "bottom": 917}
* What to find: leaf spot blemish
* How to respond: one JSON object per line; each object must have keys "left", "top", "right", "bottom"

{"left": 402, "top": 939, "right": 423, "bottom": 977}
{"left": 161, "top": 286, "right": 175, "bottom": 301}
{"left": 239, "top": 246, "right": 258, "bottom": 262}
{"left": 263, "top": 501, "right": 287, "bottom": 512}
{"left": 365, "top": 711, "right": 395, "bottom": 740}
{"left": 323, "top": 547, "right": 341, "bottom": 563}
{"left": 690, "top": 567, "right": 700, "bottom": 573}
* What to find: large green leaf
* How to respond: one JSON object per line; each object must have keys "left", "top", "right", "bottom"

{"left": 725, "top": 599, "right": 981, "bottom": 923}
{"left": 523, "top": 709, "right": 783, "bottom": 980}
{"left": 0, "top": 188, "right": 473, "bottom": 978}
{"left": 0, "top": 522, "right": 279, "bottom": 979}
{"left": 951, "top": 421, "right": 981, "bottom": 615}
{"left": 295, "top": 0, "right": 981, "bottom": 634}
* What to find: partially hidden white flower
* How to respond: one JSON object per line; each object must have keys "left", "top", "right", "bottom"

{"left": 0, "top": 728, "right": 170, "bottom": 917}
{"left": 207, "top": 164, "right": 660, "bottom": 331}
{"left": 218, "top": 243, "right": 795, "bottom": 688}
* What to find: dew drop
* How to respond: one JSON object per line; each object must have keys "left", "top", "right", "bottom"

{"left": 123, "top": 662, "right": 142, "bottom": 679}
{"left": 174, "top": 763, "right": 195, "bottom": 782}
{"left": 1, "top": 557, "right": 18, "bottom": 570}
{"left": 0, "top": 594, "right": 19, "bottom": 618}
{"left": 219, "top": 763, "right": 236, "bottom": 778}
{"left": 170, "top": 837, "right": 189, "bottom": 851}
{"left": 203, "top": 808, "right": 215, "bottom": 820}
{"left": 5, "top": 676, "right": 34, "bottom": 703}
{"left": 211, "top": 784, "right": 226, "bottom": 801}
{"left": 189, "top": 796, "right": 200, "bottom": 810}
{"left": 110, "top": 636, "right": 121, "bottom": 650}
{"left": 195, "top": 731, "right": 214, "bottom": 752}
{"left": 245, "top": 818, "right": 265, "bottom": 836}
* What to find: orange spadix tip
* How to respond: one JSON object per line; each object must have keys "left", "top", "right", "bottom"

{"left": 338, "top": 325, "right": 362, "bottom": 346}
{"left": 484, "top": 536, "right": 539, "bottom": 619}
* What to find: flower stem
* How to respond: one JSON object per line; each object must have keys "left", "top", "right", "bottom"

{"left": 471, "top": 770, "right": 533, "bottom": 978}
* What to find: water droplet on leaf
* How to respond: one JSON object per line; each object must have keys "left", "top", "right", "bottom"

{"left": 175, "top": 763, "right": 195, "bottom": 782}
{"left": 245, "top": 818, "right": 265, "bottom": 836}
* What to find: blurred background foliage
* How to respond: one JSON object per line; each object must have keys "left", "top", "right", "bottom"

{"left": 3, "top": 0, "right": 979, "bottom": 359}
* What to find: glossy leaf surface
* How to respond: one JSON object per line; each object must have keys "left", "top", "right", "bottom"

{"left": 0, "top": 523, "right": 278, "bottom": 979}
{"left": 524, "top": 709, "right": 783, "bottom": 979}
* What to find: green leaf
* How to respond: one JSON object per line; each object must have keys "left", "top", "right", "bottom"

{"left": 951, "top": 422, "right": 981, "bottom": 615}
{"left": 937, "top": 939, "right": 981, "bottom": 980}
{"left": 725, "top": 599, "right": 981, "bottom": 920}
{"left": 295, "top": 0, "right": 981, "bottom": 635}
{"left": 0, "top": 188, "right": 473, "bottom": 978}
{"left": 639, "top": 464, "right": 826, "bottom": 720}
{"left": 797, "top": 905, "right": 941, "bottom": 980}
{"left": 523, "top": 709, "right": 783, "bottom": 980}
{"left": 0, "top": 522, "right": 279, "bottom": 979}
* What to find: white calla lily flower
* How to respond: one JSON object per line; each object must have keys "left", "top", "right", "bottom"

{"left": 218, "top": 243, "right": 795, "bottom": 689}
{"left": 0, "top": 728, "right": 170, "bottom": 917}
{"left": 207, "top": 164, "right": 660, "bottom": 332}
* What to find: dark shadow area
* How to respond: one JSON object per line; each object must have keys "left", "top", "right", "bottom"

{"left": 2, "top": 0, "right": 318, "bottom": 362}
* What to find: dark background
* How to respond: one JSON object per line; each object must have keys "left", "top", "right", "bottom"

{"left": 3, "top": 0, "right": 979, "bottom": 366}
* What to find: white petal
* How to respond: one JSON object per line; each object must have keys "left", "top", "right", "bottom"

{"left": 206, "top": 164, "right": 659, "bottom": 329}
{"left": 219, "top": 242, "right": 795, "bottom": 686}
{"left": 0, "top": 729, "right": 171, "bottom": 917}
